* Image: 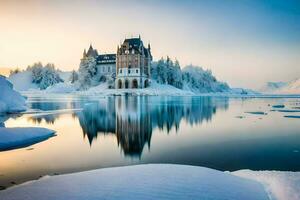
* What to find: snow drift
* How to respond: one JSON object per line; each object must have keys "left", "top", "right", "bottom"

{"left": 0, "top": 164, "right": 268, "bottom": 200}
{"left": 8, "top": 71, "right": 39, "bottom": 91}
{"left": 0, "top": 127, "right": 56, "bottom": 151}
{"left": 0, "top": 75, "right": 26, "bottom": 113}
{"left": 233, "top": 170, "right": 300, "bottom": 200}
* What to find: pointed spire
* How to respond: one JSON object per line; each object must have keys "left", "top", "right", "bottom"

{"left": 83, "top": 49, "right": 87, "bottom": 58}
{"left": 88, "top": 43, "right": 93, "bottom": 51}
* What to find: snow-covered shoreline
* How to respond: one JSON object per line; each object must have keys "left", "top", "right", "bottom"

{"left": 0, "top": 164, "right": 269, "bottom": 200}
{"left": 233, "top": 170, "right": 300, "bottom": 200}
{"left": 0, "top": 164, "right": 298, "bottom": 200}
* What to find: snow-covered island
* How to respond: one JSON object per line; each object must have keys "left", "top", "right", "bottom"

{"left": 4, "top": 37, "right": 258, "bottom": 96}
{"left": 7, "top": 57, "right": 257, "bottom": 97}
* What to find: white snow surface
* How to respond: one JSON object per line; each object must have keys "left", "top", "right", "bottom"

{"left": 0, "top": 164, "right": 268, "bottom": 200}
{"left": 25, "top": 81, "right": 195, "bottom": 96}
{"left": 8, "top": 71, "right": 38, "bottom": 91}
{"left": 233, "top": 170, "right": 300, "bottom": 200}
{"left": 80, "top": 81, "right": 195, "bottom": 96}
{"left": 0, "top": 75, "right": 27, "bottom": 113}
{"left": 0, "top": 127, "right": 55, "bottom": 151}
{"left": 6, "top": 70, "right": 264, "bottom": 96}
{"left": 45, "top": 82, "right": 77, "bottom": 93}
{"left": 58, "top": 71, "right": 72, "bottom": 82}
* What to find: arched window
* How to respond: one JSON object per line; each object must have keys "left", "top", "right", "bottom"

{"left": 132, "top": 79, "right": 138, "bottom": 89}
{"left": 118, "top": 80, "right": 122, "bottom": 89}
{"left": 144, "top": 79, "right": 149, "bottom": 88}
{"left": 125, "top": 79, "right": 129, "bottom": 89}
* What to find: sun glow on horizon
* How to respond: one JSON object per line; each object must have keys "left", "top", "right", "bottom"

{"left": 0, "top": 0, "right": 299, "bottom": 89}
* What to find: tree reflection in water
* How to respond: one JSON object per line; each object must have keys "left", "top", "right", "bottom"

{"left": 26, "top": 96, "right": 228, "bottom": 157}
{"left": 77, "top": 96, "right": 229, "bottom": 157}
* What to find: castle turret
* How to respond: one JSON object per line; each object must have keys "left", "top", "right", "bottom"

{"left": 83, "top": 49, "right": 87, "bottom": 58}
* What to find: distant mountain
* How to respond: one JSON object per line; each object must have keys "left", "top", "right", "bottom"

{"left": 261, "top": 78, "right": 300, "bottom": 94}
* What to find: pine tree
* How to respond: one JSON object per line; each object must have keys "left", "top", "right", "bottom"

{"left": 78, "top": 56, "right": 97, "bottom": 90}
{"left": 69, "top": 70, "right": 79, "bottom": 83}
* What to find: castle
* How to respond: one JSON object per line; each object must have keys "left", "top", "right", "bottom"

{"left": 81, "top": 36, "right": 152, "bottom": 89}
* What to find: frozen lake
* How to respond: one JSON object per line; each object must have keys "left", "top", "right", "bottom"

{"left": 1, "top": 95, "right": 300, "bottom": 189}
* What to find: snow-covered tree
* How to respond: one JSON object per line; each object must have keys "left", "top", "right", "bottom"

{"left": 78, "top": 56, "right": 97, "bottom": 90}
{"left": 182, "top": 65, "right": 229, "bottom": 93}
{"left": 27, "top": 62, "right": 44, "bottom": 84}
{"left": 151, "top": 57, "right": 229, "bottom": 93}
{"left": 69, "top": 70, "right": 79, "bottom": 83}
{"left": 9, "top": 68, "right": 21, "bottom": 76}
{"left": 151, "top": 57, "right": 183, "bottom": 89}
{"left": 38, "top": 64, "right": 63, "bottom": 89}
{"left": 27, "top": 62, "right": 63, "bottom": 89}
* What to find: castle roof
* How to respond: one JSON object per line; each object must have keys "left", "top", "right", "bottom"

{"left": 124, "top": 38, "right": 143, "bottom": 49}
{"left": 86, "top": 44, "right": 98, "bottom": 57}
{"left": 97, "top": 54, "right": 116, "bottom": 64}
{"left": 119, "top": 37, "right": 151, "bottom": 58}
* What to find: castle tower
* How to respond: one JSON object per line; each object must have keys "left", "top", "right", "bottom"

{"left": 115, "top": 36, "right": 152, "bottom": 89}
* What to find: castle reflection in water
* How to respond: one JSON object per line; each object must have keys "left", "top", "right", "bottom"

{"left": 77, "top": 96, "right": 228, "bottom": 157}
{"left": 28, "top": 96, "right": 229, "bottom": 157}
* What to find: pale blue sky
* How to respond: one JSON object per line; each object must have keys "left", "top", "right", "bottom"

{"left": 0, "top": 0, "right": 299, "bottom": 89}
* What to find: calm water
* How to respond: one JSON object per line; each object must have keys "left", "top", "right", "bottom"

{"left": 1, "top": 95, "right": 300, "bottom": 189}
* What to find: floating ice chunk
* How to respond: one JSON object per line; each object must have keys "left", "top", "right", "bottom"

{"left": 276, "top": 109, "right": 300, "bottom": 113}
{"left": 284, "top": 115, "right": 300, "bottom": 119}
{"left": 0, "top": 127, "right": 55, "bottom": 151}
{"left": 245, "top": 111, "right": 267, "bottom": 115}
{"left": 272, "top": 104, "right": 285, "bottom": 108}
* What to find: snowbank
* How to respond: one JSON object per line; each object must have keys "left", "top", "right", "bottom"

{"left": 27, "top": 81, "right": 194, "bottom": 96}
{"left": 0, "top": 75, "right": 26, "bottom": 113}
{"left": 58, "top": 71, "right": 72, "bottom": 82}
{"left": 233, "top": 170, "right": 300, "bottom": 200}
{"left": 0, "top": 127, "right": 55, "bottom": 151}
{"left": 45, "top": 82, "right": 77, "bottom": 93}
{"left": 8, "top": 71, "right": 38, "bottom": 91}
{"left": 80, "top": 81, "right": 195, "bottom": 96}
{"left": 0, "top": 164, "right": 268, "bottom": 200}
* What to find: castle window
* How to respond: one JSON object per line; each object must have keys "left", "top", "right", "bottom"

{"left": 136, "top": 69, "right": 138, "bottom": 73}
{"left": 120, "top": 69, "right": 122, "bottom": 73}
{"left": 128, "top": 69, "right": 131, "bottom": 74}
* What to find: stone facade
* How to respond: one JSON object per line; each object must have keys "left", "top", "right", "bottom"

{"left": 116, "top": 37, "right": 152, "bottom": 89}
